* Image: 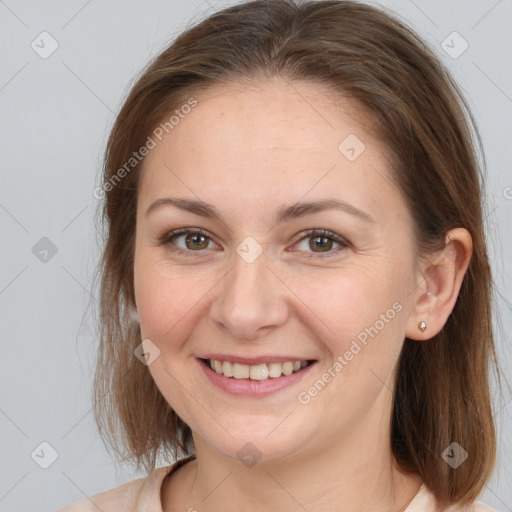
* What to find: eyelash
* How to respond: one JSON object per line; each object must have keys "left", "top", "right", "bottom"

{"left": 157, "top": 227, "right": 350, "bottom": 258}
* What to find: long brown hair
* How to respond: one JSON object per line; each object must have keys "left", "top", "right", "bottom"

{"left": 88, "top": 0, "right": 504, "bottom": 506}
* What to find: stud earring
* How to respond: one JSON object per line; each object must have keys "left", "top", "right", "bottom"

{"left": 418, "top": 321, "right": 427, "bottom": 332}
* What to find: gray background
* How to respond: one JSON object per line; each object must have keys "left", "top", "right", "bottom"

{"left": 0, "top": 1, "right": 511, "bottom": 511}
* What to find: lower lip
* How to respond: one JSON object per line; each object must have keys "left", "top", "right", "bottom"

{"left": 197, "top": 359, "right": 316, "bottom": 398}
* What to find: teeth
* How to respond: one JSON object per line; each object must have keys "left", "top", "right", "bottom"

{"left": 282, "top": 362, "right": 294, "bottom": 376}
{"left": 222, "top": 361, "right": 233, "bottom": 377}
{"left": 268, "top": 362, "right": 283, "bottom": 378}
{"left": 249, "top": 364, "right": 268, "bottom": 381}
{"left": 232, "top": 363, "right": 250, "bottom": 379}
{"left": 207, "top": 359, "right": 309, "bottom": 380}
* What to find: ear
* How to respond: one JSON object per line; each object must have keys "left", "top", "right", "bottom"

{"left": 405, "top": 228, "right": 473, "bottom": 340}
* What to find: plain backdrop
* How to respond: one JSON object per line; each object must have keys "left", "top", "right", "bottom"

{"left": 0, "top": 1, "right": 511, "bottom": 511}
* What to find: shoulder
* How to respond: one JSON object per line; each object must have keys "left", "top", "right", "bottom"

{"left": 55, "top": 466, "right": 172, "bottom": 512}
{"left": 449, "top": 500, "right": 502, "bottom": 512}
{"left": 407, "top": 483, "right": 502, "bottom": 512}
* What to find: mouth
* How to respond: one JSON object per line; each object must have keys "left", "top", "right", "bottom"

{"left": 196, "top": 355, "right": 318, "bottom": 398}
{"left": 199, "top": 358, "right": 315, "bottom": 381}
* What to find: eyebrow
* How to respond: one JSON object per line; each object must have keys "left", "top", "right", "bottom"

{"left": 145, "top": 197, "right": 375, "bottom": 224}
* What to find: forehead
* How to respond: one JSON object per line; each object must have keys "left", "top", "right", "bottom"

{"left": 137, "top": 78, "right": 404, "bottom": 227}
{"left": 160, "top": 78, "right": 373, "bottom": 154}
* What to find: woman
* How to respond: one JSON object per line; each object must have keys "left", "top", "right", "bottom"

{"left": 58, "top": 0, "right": 503, "bottom": 510}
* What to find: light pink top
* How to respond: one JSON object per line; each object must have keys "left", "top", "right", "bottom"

{"left": 56, "top": 455, "right": 500, "bottom": 512}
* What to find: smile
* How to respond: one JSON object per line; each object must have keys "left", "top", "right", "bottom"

{"left": 206, "top": 358, "right": 310, "bottom": 380}
{"left": 198, "top": 357, "right": 316, "bottom": 398}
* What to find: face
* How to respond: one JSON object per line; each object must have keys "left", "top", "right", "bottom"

{"left": 133, "top": 78, "right": 420, "bottom": 463}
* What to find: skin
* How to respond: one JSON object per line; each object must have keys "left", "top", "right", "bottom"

{"left": 133, "top": 77, "right": 472, "bottom": 512}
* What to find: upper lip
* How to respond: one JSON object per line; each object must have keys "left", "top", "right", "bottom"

{"left": 198, "top": 354, "right": 315, "bottom": 365}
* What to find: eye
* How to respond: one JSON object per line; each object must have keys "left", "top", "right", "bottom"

{"left": 157, "top": 227, "right": 350, "bottom": 258}
{"left": 157, "top": 227, "right": 217, "bottom": 254}
{"left": 290, "top": 229, "right": 350, "bottom": 258}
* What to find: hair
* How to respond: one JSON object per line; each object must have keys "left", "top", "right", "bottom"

{"left": 88, "top": 0, "right": 504, "bottom": 507}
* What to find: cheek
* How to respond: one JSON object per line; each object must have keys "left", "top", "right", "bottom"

{"left": 136, "top": 275, "right": 203, "bottom": 345}
{"left": 304, "top": 264, "right": 408, "bottom": 392}
{"left": 300, "top": 264, "right": 391, "bottom": 343}
{"left": 134, "top": 242, "right": 409, "bottom": 356}
{"left": 133, "top": 248, "right": 207, "bottom": 344}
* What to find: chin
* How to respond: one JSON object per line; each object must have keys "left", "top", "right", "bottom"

{"left": 194, "top": 415, "right": 316, "bottom": 466}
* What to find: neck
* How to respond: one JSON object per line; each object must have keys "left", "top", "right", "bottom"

{"left": 165, "top": 418, "right": 423, "bottom": 512}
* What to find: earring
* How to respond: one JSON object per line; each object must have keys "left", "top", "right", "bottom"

{"left": 418, "top": 321, "right": 427, "bottom": 332}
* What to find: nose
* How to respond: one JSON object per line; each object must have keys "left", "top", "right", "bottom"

{"left": 209, "top": 251, "right": 289, "bottom": 340}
